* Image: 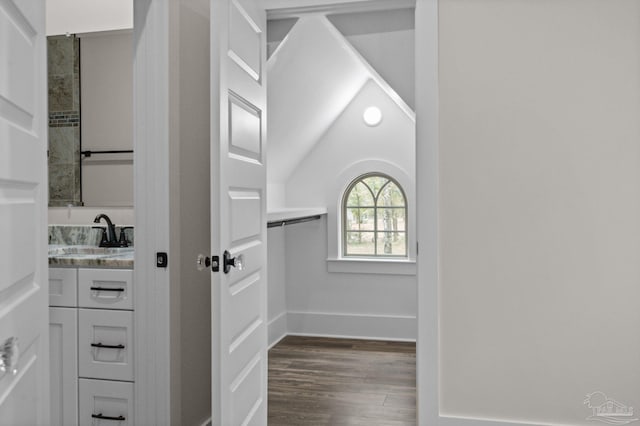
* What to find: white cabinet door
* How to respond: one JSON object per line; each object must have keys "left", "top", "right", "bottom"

{"left": 49, "top": 308, "right": 78, "bottom": 426}
{"left": 78, "top": 309, "right": 134, "bottom": 382}
{"left": 211, "top": 0, "right": 268, "bottom": 424}
{"left": 79, "top": 378, "right": 134, "bottom": 426}
{"left": 49, "top": 268, "right": 77, "bottom": 307}
{"left": 0, "top": 1, "right": 49, "bottom": 424}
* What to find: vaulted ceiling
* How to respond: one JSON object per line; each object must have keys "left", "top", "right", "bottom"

{"left": 266, "top": 14, "right": 414, "bottom": 185}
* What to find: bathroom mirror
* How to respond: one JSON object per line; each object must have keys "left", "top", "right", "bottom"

{"left": 47, "top": 30, "right": 133, "bottom": 207}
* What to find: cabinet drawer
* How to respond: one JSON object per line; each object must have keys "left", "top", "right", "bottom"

{"left": 49, "top": 268, "right": 77, "bottom": 307}
{"left": 78, "top": 268, "right": 134, "bottom": 310}
{"left": 78, "top": 309, "right": 134, "bottom": 381}
{"left": 79, "top": 379, "right": 134, "bottom": 426}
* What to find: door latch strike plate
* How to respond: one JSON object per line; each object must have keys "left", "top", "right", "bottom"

{"left": 156, "top": 252, "right": 168, "bottom": 268}
{"left": 211, "top": 255, "right": 220, "bottom": 272}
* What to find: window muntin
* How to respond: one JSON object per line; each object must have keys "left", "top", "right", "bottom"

{"left": 342, "top": 173, "right": 407, "bottom": 257}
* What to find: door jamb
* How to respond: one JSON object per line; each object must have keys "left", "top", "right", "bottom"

{"left": 133, "top": 0, "right": 172, "bottom": 424}
{"left": 415, "top": 0, "right": 439, "bottom": 424}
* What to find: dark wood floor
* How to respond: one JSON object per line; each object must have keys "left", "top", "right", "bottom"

{"left": 268, "top": 336, "right": 416, "bottom": 426}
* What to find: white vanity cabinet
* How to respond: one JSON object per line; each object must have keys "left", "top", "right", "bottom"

{"left": 78, "top": 309, "right": 135, "bottom": 381}
{"left": 50, "top": 305, "right": 78, "bottom": 426}
{"left": 78, "top": 268, "right": 134, "bottom": 310}
{"left": 79, "top": 379, "right": 134, "bottom": 426}
{"left": 49, "top": 267, "right": 135, "bottom": 426}
{"left": 49, "top": 268, "right": 79, "bottom": 426}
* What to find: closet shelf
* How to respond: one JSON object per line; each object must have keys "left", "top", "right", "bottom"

{"left": 267, "top": 207, "right": 327, "bottom": 227}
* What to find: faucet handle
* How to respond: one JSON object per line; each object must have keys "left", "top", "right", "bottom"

{"left": 91, "top": 226, "right": 110, "bottom": 247}
{"left": 120, "top": 227, "right": 133, "bottom": 247}
{"left": 99, "top": 229, "right": 108, "bottom": 246}
{"left": 118, "top": 228, "right": 129, "bottom": 247}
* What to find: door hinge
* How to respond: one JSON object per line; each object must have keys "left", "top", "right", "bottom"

{"left": 211, "top": 255, "right": 220, "bottom": 272}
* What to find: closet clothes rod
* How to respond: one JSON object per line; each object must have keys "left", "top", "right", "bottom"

{"left": 81, "top": 149, "right": 133, "bottom": 158}
{"left": 267, "top": 215, "right": 322, "bottom": 228}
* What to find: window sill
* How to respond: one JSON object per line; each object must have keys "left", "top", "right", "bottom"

{"left": 327, "top": 258, "right": 416, "bottom": 275}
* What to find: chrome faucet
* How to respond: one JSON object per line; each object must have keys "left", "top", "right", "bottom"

{"left": 94, "top": 214, "right": 119, "bottom": 247}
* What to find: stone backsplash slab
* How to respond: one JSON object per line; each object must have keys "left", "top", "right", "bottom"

{"left": 49, "top": 225, "right": 134, "bottom": 246}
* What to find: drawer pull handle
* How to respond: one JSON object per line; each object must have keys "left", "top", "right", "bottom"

{"left": 90, "top": 287, "right": 125, "bottom": 292}
{"left": 91, "top": 343, "right": 125, "bottom": 350}
{"left": 91, "top": 413, "right": 126, "bottom": 421}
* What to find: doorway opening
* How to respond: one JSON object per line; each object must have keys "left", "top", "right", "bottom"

{"left": 264, "top": 3, "right": 418, "bottom": 423}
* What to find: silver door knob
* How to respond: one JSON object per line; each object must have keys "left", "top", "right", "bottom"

{"left": 196, "top": 254, "right": 211, "bottom": 271}
{"left": 0, "top": 337, "right": 19, "bottom": 376}
{"left": 223, "top": 250, "right": 244, "bottom": 274}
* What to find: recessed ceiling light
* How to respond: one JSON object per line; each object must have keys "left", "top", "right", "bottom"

{"left": 363, "top": 106, "right": 382, "bottom": 127}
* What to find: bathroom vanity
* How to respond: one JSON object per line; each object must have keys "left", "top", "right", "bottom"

{"left": 49, "top": 241, "right": 134, "bottom": 426}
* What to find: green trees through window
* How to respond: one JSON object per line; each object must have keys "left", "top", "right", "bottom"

{"left": 342, "top": 173, "right": 407, "bottom": 257}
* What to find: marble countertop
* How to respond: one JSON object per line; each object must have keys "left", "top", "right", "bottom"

{"left": 48, "top": 245, "right": 134, "bottom": 269}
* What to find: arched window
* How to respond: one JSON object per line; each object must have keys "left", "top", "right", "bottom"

{"left": 342, "top": 173, "right": 407, "bottom": 257}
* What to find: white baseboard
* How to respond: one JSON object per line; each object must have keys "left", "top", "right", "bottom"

{"left": 268, "top": 311, "right": 288, "bottom": 348}
{"left": 286, "top": 311, "right": 416, "bottom": 341}
{"left": 199, "top": 418, "right": 211, "bottom": 426}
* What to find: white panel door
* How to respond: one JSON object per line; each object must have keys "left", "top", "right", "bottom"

{"left": 0, "top": 0, "right": 50, "bottom": 425}
{"left": 211, "top": 0, "right": 267, "bottom": 424}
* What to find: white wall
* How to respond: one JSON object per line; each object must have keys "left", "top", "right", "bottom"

{"left": 265, "top": 0, "right": 382, "bottom": 9}
{"left": 80, "top": 31, "right": 134, "bottom": 207}
{"left": 286, "top": 78, "right": 415, "bottom": 205}
{"left": 267, "top": 227, "right": 288, "bottom": 346}
{"left": 284, "top": 217, "right": 417, "bottom": 340}
{"left": 48, "top": 206, "right": 133, "bottom": 225}
{"left": 274, "top": 78, "right": 416, "bottom": 341}
{"left": 438, "top": 0, "right": 640, "bottom": 424}
{"left": 328, "top": 8, "right": 414, "bottom": 109}
{"left": 46, "top": 0, "right": 132, "bottom": 36}
{"left": 267, "top": 16, "right": 370, "bottom": 188}
{"left": 267, "top": 11, "right": 414, "bottom": 109}
{"left": 266, "top": 18, "right": 297, "bottom": 59}
{"left": 267, "top": 12, "right": 414, "bottom": 194}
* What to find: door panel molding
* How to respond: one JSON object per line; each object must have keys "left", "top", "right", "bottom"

{"left": 212, "top": 0, "right": 267, "bottom": 424}
{"left": 0, "top": 0, "right": 49, "bottom": 422}
{"left": 229, "top": 0, "right": 262, "bottom": 82}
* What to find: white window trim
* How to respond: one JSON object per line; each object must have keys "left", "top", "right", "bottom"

{"left": 342, "top": 173, "right": 408, "bottom": 258}
{"left": 327, "top": 159, "right": 416, "bottom": 275}
{"left": 327, "top": 257, "right": 416, "bottom": 275}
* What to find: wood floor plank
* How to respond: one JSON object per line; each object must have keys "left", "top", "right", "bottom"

{"left": 268, "top": 336, "right": 416, "bottom": 426}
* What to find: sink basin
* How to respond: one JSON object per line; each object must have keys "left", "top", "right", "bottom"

{"left": 48, "top": 246, "right": 134, "bottom": 257}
